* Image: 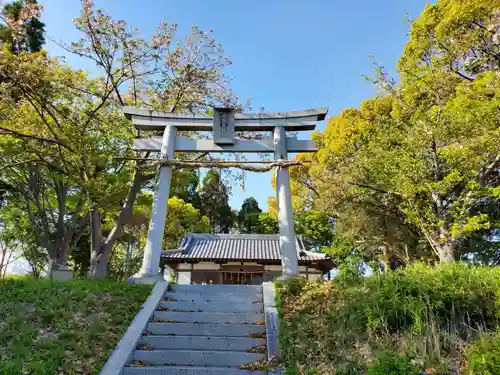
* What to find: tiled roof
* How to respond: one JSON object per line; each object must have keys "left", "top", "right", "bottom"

{"left": 162, "top": 233, "right": 328, "bottom": 263}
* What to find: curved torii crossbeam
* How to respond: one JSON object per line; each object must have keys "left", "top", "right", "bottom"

{"left": 123, "top": 106, "right": 328, "bottom": 283}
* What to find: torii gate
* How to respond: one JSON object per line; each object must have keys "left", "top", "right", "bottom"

{"left": 123, "top": 106, "right": 328, "bottom": 283}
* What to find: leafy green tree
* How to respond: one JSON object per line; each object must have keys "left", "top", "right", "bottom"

{"left": 164, "top": 196, "right": 210, "bottom": 248}
{"left": 237, "top": 197, "right": 262, "bottom": 233}
{"left": 170, "top": 169, "right": 202, "bottom": 211}
{"left": 290, "top": 0, "right": 500, "bottom": 264}
{"left": 0, "top": 0, "right": 45, "bottom": 54}
{"left": 295, "top": 210, "right": 334, "bottom": 249}
{"left": 398, "top": 0, "right": 500, "bottom": 81}
{"left": 0, "top": 1, "right": 237, "bottom": 279}
{"left": 199, "top": 170, "right": 234, "bottom": 233}
{"left": 255, "top": 212, "right": 278, "bottom": 234}
{"left": 0, "top": 195, "right": 48, "bottom": 277}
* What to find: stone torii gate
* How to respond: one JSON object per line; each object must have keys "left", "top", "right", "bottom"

{"left": 123, "top": 106, "right": 328, "bottom": 283}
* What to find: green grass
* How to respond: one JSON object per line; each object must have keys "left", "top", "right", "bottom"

{"left": 0, "top": 278, "right": 152, "bottom": 375}
{"left": 276, "top": 262, "right": 500, "bottom": 375}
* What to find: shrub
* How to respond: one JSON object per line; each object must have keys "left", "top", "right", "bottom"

{"left": 276, "top": 262, "right": 500, "bottom": 374}
{"left": 275, "top": 275, "right": 308, "bottom": 296}
{"left": 367, "top": 354, "right": 419, "bottom": 375}
{"left": 334, "top": 363, "right": 362, "bottom": 375}
{"left": 464, "top": 331, "right": 500, "bottom": 375}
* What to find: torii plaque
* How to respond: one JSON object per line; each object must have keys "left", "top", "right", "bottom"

{"left": 123, "top": 106, "right": 328, "bottom": 283}
{"left": 213, "top": 108, "right": 235, "bottom": 145}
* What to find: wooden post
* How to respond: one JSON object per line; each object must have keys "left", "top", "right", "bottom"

{"left": 274, "top": 127, "right": 299, "bottom": 277}
{"left": 132, "top": 125, "right": 176, "bottom": 283}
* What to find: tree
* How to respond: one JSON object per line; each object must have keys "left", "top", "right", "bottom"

{"left": 289, "top": 0, "right": 500, "bottom": 265}
{"left": 0, "top": 195, "right": 48, "bottom": 277}
{"left": 0, "top": 232, "right": 16, "bottom": 278}
{"left": 199, "top": 170, "right": 234, "bottom": 233}
{"left": 398, "top": 0, "right": 500, "bottom": 81}
{"left": 0, "top": 0, "right": 45, "bottom": 54}
{"left": 0, "top": 1, "right": 238, "bottom": 279}
{"left": 71, "top": 2, "right": 237, "bottom": 279}
{"left": 295, "top": 210, "right": 334, "bottom": 249}
{"left": 170, "top": 169, "right": 202, "bottom": 211}
{"left": 237, "top": 197, "right": 262, "bottom": 233}
{"left": 0, "top": 53, "right": 130, "bottom": 276}
{"left": 163, "top": 196, "right": 210, "bottom": 249}
{"left": 255, "top": 212, "right": 278, "bottom": 234}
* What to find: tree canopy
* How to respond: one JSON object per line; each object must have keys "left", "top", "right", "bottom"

{"left": 0, "top": 0, "right": 45, "bottom": 54}
{"left": 199, "top": 170, "right": 234, "bottom": 233}
{"left": 289, "top": 0, "right": 500, "bottom": 265}
{"left": 237, "top": 197, "right": 262, "bottom": 233}
{"left": 0, "top": 0, "right": 237, "bottom": 279}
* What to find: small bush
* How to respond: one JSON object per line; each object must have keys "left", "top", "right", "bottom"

{"left": 335, "top": 363, "right": 362, "bottom": 375}
{"left": 276, "top": 262, "right": 500, "bottom": 374}
{"left": 367, "top": 354, "right": 419, "bottom": 375}
{"left": 465, "top": 331, "right": 500, "bottom": 375}
{"left": 275, "top": 275, "right": 308, "bottom": 296}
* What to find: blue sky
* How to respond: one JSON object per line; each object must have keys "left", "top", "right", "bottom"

{"left": 42, "top": 0, "right": 430, "bottom": 210}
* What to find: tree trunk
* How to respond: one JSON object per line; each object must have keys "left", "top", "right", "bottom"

{"left": 88, "top": 208, "right": 106, "bottom": 279}
{"left": 87, "top": 170, "right": 149, "bottom": 280}
{"left": 124, "top": 234, "right": 132, "bottom": 281}
{"left": 430, "top": 191, "right": 456, "bottom": 264}
{"left": 438, "top": 222, "right": 455, "bottom": 263}
{"left": 438, "top": 240, "right": 455, "bottom": 263}
{"left": 0, "top": 245, "right": 6, "bottom": 279}
{"left": 48, "top": 249, "right": 72, "bottom": 280}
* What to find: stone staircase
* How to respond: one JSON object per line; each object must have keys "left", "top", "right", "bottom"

{"left": 125, "top": 284, "right": 268, "bottom": 375}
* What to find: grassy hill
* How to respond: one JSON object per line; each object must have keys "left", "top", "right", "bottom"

{"left": 276, "top": 263, "right": 500, "bottom": 375}
{"left": 0, "top": 278, "right": 152, "bottom": 375}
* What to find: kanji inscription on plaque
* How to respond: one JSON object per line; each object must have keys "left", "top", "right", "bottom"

{"left": 213, "top": 108, "right": 235, "bottom": 145}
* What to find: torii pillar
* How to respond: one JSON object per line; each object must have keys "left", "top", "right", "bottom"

{"left": 274, "top": 126, "right": 299, "bottom": 277}
{"left": 132, "top": 125, "right": 176, "bottom": 283}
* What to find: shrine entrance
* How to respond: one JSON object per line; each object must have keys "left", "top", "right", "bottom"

{"left": 122, "top": 106, "right": 328, "bottom": 283}
{"left": 220, "top": 264, "right": 264, "bottom": 285}
{"left": 221, "top": 272, "right": 263, "bottom": 285}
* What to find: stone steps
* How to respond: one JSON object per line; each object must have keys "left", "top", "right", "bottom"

{"left": 169, "top": 284, "right": 262, "bottom": 294}
{"left": 146, "top": 322, "right": 265, "bottom": 337}
{"left": 139, "top": 335, "right": 266, "bottom": 351}
{"left": 153, "top": 311, "right": 264, "bottom": 324}
{"left": 125, "top": 366, "right": 266, "bottom": 375}
{"left": 163, "top": 292, "right": 262, "bottom": 304}
{"left": 124, "top": 284, "right": 267, "bottom": 375}
{"left": 133, "top": 349, "right": 264, "bottom": 367}
{"left": 158, "top": 300, "right": 264, "bottom": 313}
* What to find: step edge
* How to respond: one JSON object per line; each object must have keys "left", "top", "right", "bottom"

{"left": 153, "top": 312, "right": 265, "bottom": 316}
{"left": 125, "top": 365, "right": 265, "bottom": 375}
{"left": 147, "top": 322, "right": 266, "bottom": 326}
{"left": 140, "top": 335, "right": 266, "bottom": 339}
{"left": 134, "top": 349, "right": 266, "bottom": 355}
{"left": 133, "top": 348, "right": 266, "bottom": 354}
{"left": 164, "top": 294, "right": 263, "bottom": 296}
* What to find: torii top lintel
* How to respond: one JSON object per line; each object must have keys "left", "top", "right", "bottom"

{"left": 123, "top": 106, "right": 328, "bottom": 153}
{"left": 122, "top": 106, "right": 328, "bottom": 132}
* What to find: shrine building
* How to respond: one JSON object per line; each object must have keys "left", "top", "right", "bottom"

{"left": 162, "top": 233, "right": 334, "bottom": 285}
